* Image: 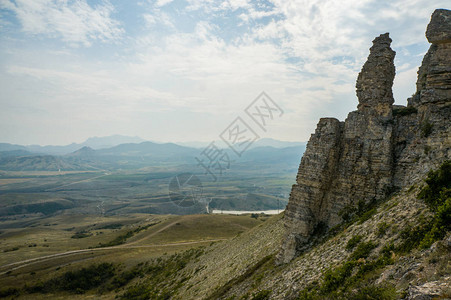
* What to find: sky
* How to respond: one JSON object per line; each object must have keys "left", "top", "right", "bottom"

{"left": 0, "top": 0, "right": 449, "bottom": 146}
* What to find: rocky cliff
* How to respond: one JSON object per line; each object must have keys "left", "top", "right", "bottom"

{"left": 278, "top": 9, "right": 451, "bottom": 264}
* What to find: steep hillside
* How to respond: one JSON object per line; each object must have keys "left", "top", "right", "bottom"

{"left": 172, "top": 170, "right": 449, "bottom": 299}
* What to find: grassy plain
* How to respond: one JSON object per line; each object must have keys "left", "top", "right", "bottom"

{"left": 0, "top": 212, "right": 265, "bottom": 296}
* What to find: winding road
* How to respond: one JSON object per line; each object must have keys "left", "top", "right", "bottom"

{"left": 0, "top": 238, "right": 226, "bottom": 276}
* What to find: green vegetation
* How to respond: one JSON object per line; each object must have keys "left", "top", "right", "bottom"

{"left": 418, "top": 160, "right": 451, "bottom": 210}
{"left": 421, "top": 119, "right": 433, "bottom": 137}
{"left": 321, "top": 261, "right": 356, "bottom": 293}
{"left": 298, "top": 240, "right": 395, "bottom": 299}
{"left": 349, "top": 241, "right": 377, "bottom": 260}
{"left": 346, "top": 284, "right": 397, "bottom": 300}
{"left": 397, "top": 161, "right": 450, "bottom": 252}
{"left": 71, "top": 230, "right": 92, "bottom": 239}
{"left": 299, "top": 161, "right": 451, "bottom": 300}
{"left": 13, "top": 247, "right": 204, "bottom": 298}
{"left": 26, "top": 263, "right": 116, "bottom": 294}
{"left": 0, "top": 287, "right": 19, "bottom": 298}
{"left": 206, "top": 255, "right": 274, "bottom": 300}
{"left": 98, "top": 223, "right": 124, "bottom": 230}
{"left": 345, "top": 235, "right": 362, "bottom": 251}
{"left": 338, "top": 199, "right": 380, "bottom": 227}
{"left": 95, "top": 222, "right": 158, "bottom": 247}
{"left": 251, "top": 289, "right": 272, "bottom": 300}
{"left": 3, "top": 246, "right": 19, "bottom": 252}
{"left": 377, "top": 221, "right": 390, "bottom": 237}
{"left": 417, "top": 161, "right": 451, "bottom": 248}
{"left": 392, "top": 106, "right": 417, "bottom": 116}
{"left": 358, "top": 207, "right": 377, "bottom": 224}
{"left": 120, "top": 248, "right": 204, "bottom": 299}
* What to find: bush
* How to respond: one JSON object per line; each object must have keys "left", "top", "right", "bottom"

{"left": 297, "top": 287, "right": 321, "bottom": 300}
{"left": 421, "top": 119, "right": 433, "bottom": 137}
{"left": 71, "top": 231, "right": 92, "bottom": 239}
{"left": 251, "top": 289, "right": 272, "bottom": 300}
{"left": 358, "top": 208, "right": 377, "bottom": 224}
{"left": 346, "top": 284, "right": 397, "bottom": 300}
{"left": 346, "top": 235, "right": 362, "bottom": 251}
{"left": 377, "top": 222, "right": 390, "bottom": 237}
{"left": 0, "top": 287, "right": 19, "bottom": 297}
{"left": 321, "top": 261, "right": 356, "bottom": 293}
{"left": 419, "top": 198, "right": 451, "bottom": 249}
{"left": 416, "top": 161, "right": 451, "bottom": 248}
{"left": 28, "top": 263, "right": 116, "bottom": 294}
{"left": 418, "top": 161, "right": 451, "bottom": 210}
{"left": 121, "top": 248, "right": 203, "bottom": 299}
{"left": 393, "top": 106, "right": 417, "bottom": 117}
{"left": 349, "top": 241, "right": 377, "bottom": 261}
{"left": 396, "top": 220, "right": 431, "bottom": 253}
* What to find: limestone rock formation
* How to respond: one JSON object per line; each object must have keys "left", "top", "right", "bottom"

{"left": 356, "top": 33, "right": 396, "bottom": 116}
{"left": 426, "top": 9, "right": 451, "bottom": 44}
{"left": 277, "top": 9, "right": 451, "bottom": 264}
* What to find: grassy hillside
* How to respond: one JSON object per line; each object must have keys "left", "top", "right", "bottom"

{"left": 0, "top": 213, "right": 266, "bottom": 299}
{"left": 172, "top": 163, "right": 450, "bottom": 299}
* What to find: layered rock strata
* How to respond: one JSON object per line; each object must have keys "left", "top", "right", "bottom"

{"left": 278, "top": 9, "right": 451, "bottom": 264}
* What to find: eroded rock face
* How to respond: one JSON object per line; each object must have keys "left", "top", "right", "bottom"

{"left": 356, "top": 33, "right": 396, "bottom": 117}
{"left": 277, "top": 34, "right": 396, "bottom": 264}
{"left": 394, "top": 8, "right": 451, "bottom": 188}
{"left": 277, "top": 9, "right": 451, "bottom": 264}
{"left": 426, "top": 9, "right": 451, "bottom": 44}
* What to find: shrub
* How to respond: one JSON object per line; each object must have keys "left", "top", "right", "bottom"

{"left": 416, "top": 161, "right": 451, "bottom": 248}
{"left": 346, "top": 284, "right": 397, "bottom": 300}
{"left": 121, "top": 248, "right": 204, "bottom": 299}
{"left": 71, "top": 231, "right": 92, "bottom": 239}
{"left": 346, "top": 235, "right": 362, "bottom": 251}
{"left": 27, "top": 263, "right": 116, "bottom": 294}
{"left": 421, "top": 119, "right": 433, "bottom": 137}
{"left": 419, "top": 198, "right": 451, "bottom": 249}
{"left": 349, "top": 241, "right": 377, "bottom": 261}
{"left": 377, "top": 222, "right": 390, "bottom": 237}
{"left": 251, "top": 289, "right": 272, "bottom": 300}
{"left": 418, "top": 161, "right": 451, "bottom": 210}
{"left": 393, "top": 106, "right": 417, "bottom": 117}
{"left": 0, "top": 287, "right": 19, "bottom": 297}
{"left": 396, "top": 220, "right": 431, "bottom": 253}
{"left": 297, "top": 288, "right": 321, "bottom": 300}
{"left": 358, "top": 208, "right": 377, "bottom": 224}
{"left": 321, "top": 261, "right": 356, "bottom": 293}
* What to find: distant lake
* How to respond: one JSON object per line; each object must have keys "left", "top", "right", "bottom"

{"left": 211, "top": 209, "right": 284, "bottom": 215}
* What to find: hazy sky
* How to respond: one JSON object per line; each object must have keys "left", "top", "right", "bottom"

{"left": 0, "top": 0, "right": 448, "bottom": 145}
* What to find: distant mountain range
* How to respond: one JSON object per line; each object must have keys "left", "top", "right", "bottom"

{"left": 0, "top": 136, "right": 306, "bottom": 171}
{"left": 0, "top": 135, "right": 145, "bottom": 155}
{"left": 177, "top": 138, "right": 306, "bottom": 149}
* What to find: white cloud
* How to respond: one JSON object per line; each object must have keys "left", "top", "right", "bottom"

{"left": 155, "top": 0, "right": 174, "bottom": 7}
{"left": 0, "top": 0, "right": 123, "bottom": 46}
{"left": 1, "top": 0, "right": 450, "bottom": 145}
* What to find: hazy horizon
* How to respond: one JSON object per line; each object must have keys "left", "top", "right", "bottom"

{"left": 0, "top": 134, "right": 307, "bottom": 148}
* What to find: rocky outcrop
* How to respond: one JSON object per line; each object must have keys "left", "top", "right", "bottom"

{"left": 425, "top": 9, "right": 451, "bottom": 44}
{"left": 407, "top": 278, "right": 451, "bottom": 300}
{"left": 278, "top": 9, "right": 451, "bottom": 264}
{"left": 394, "top": 8, "right": 451, "bottom": 188}
{"left": 356, "top": 33, "right": 396, "bottom": 116}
